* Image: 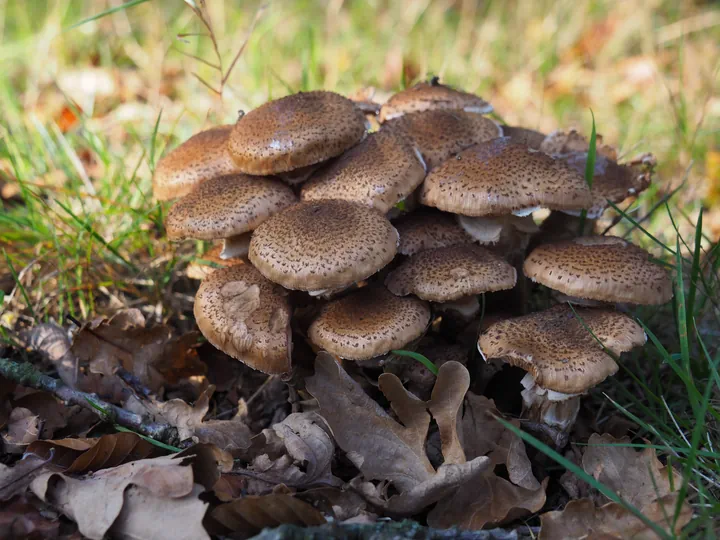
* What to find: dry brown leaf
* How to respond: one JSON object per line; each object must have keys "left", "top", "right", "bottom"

{"left": 210, "top": 493, "right": 326, "bottom": 538}
{"left": 152, "top": 385, "right": 252, "bottom": 455}
{"left": 428, "top": 472, "right": 548, "bottom": 530}
{"left": 306, "top": 352, "right": 490, "bottom": 515}
{"left": 25, "top": 431, "right": 158, "bottom": 473}
{"left": 13, "top": 392, "right": 72, "bottom": 439}
{"left": 244, "top": 412, "right": 340, "bottom": 489}
{"left": 0, "top": 455, "right": 51, "bottom": 501}
{"left": 0, "top": 495, "right": 62, "bottom": 539}
{"left": 2, "top": 407, "right": 40, "bottom": 453}
{"left": 30, "top": 453, "right": 209, "bottom": 540}
{"left": 427, "top": 361, "right": 469, "bottom": 465}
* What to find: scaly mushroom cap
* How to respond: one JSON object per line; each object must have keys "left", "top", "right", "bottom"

{"left": 228, "top": 91, "right": 367, "bottom": 175}
{"left": 419, "top": 137, "right": 592, "bottom": 216}
{"left": 524, "top": 236, "right": 673, "bottom": 305}
{"left": 379, "top": 79, "right": 492, "bottom": 122}
{"left": 383, "top": 110, "right": 501, "bottom": 170}
{"left": 194, "top": 264, "right": 292, "bottom": 374}
{"left": 394, "top": 208, "right": 473, "bottom": 256}
{"left": 559, "top": 152, "right": 653, "bottom": 218}
{"left": 501, "top": 126, "right": 546, "bottom": 150}
{"left": 186, "top": 244, "right": 245, "bottom": 280}
{"left": 153, "top": 126, "right": 237, "bottom": 201}
{"left": 301, "top": 130, "right": 426, "bottom": 213}
{"left": 478, "top": 304, "right": 646, "bottom": 394}
{"left": 385, "top": 244, "right": 517, "bottom": 302}
{"left": 249, "top": 199, "right": 398, "bottom": 291}
{"left": 308, "top": 286, "right": 431, "bottom": 361}
{"left": 539, "top": 129, "right": 617, "bottom": 161}
{"left": 165, "top": 174, "right": 297, "bottom": 241}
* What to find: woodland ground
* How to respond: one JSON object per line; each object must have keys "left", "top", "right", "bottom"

{"left": 1, "top": 0, "right": 720, "bottom": 537}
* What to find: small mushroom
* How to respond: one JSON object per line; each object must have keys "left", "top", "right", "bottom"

{"left": 228, "top": 91, "right": 367, "bottom": 178}
{"left": 186, "top": 244, "right": 245, "bottom": 280}
{"left": 301, "top": 129, "right": 426, "bottom": 213}
{"left": 419, "top": 137, "right": 593, "bottom": 216}
{"left": 524, "top": 236, "right": 673, "bottom": 305}
{"left": 249, "top": 199, "right": 399, "bottom": 292}
{"left": 539, "top": 129, "right": 617, "bottom": 160}
{"left": 478, "top": 304, "right": 646, "bottom": 433}
{"left": 501, "top": 125, "right": 546, "bottom": 150}
{"left": 164, "top": 174, "right": 297, "bottom": 260}
{"left": 379, "top": 77, "right": 492, "bottom": 122}
{"left": 308, "top": 285, "right": 430, "bottom": 361}
{"left": 153, "top": 126, "right": 238, "bottom": 201}
{"left": 385, "top": 244, "right": 517, "bottom": 302}
{"left": 383, "top": 110, "right": 502, "bottom": 170}
{"left": 194, "top": 265, "right": 292, "bottom": 374}
{"left": 394, "top": 208, "right": 474, "bottom": 256}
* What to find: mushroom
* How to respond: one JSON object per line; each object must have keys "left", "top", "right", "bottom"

{"left": 194, "top": 264, "right": 292, "bottom": 374}
{"left": 379, "top": 77, "right": 492, "bottom": 122}
{"left": 153, "top": 126, "right": 238, "bottom": 201}
{"left": 501, "top": 125, "right": 546, "bottom": 150}
{"left": 419, "top": 137, "right": 593, "bottom": 217}
{"left": 249, "top": 199, "right": 398, "bottom": 293}
{"left": 308, "top": 285, "right": 430, "bottom": 361}
{"left": 478, "top": 304, "right": 647, "bottom": 435}
{"left": 300, "top": 129, "right": 426, "bottom": 213}
{"left": 186, "top": 244, "right": 245, "bottom": 280}
{"left": 164, "top": 174, "right": 297, "bottom": 260}
{"left": 228, "top": 91, "right": 367, "bottom": 181}
{"left": 394, "top": 208, "right": 474, "bottom": 256}
{"left": 524, "top": 236, "right": 673, "bottom": 305}
{"left": 383, "top": 110, "right": 502, "bottom": 170}
{"left": 539, "top": 129, "right": 617, "bottom": 160}
{"left": 385, "top": 244, "right": 517, "bottom": 302}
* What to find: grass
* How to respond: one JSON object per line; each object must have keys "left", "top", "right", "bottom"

{"left": 1, "top": 0, "right": 719, "bottom": 536}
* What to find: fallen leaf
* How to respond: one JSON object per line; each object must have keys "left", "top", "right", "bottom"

{"left": 0, "top": 455, "right": 51, "bottom": 501}
{"left": 306, "top": 353, "right": 490, "bottom": 515}
{"left": 0, "top": 495, "right": 62, "bottom": 539}
{"left": 30, "top": 453, "right": 209, "bottom": 540}
{"left": 2, "top": 407, "right": 40, "bottom": 453}
{"left": 427, "top": 361, "right": 468, "bottom": 465}
{"left": 13, "top": 392, "right": 73, "bottom": 438}
{"left": 210, "top": 494, "right": 325, "bottom": 537}
{"left": 428, "top": 473, "right": 548, "bottom": 530}
{"left": 25, "top": 431, "right": 158, "bottom": 473}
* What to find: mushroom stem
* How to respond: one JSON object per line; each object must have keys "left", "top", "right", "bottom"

{"left": 520, "top": 373, "right": 581, "bottom": 433}
{"left": 221, "top": 232, "right": 252, "bottom": 260}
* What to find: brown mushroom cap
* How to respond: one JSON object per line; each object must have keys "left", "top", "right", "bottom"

{"left": 228, "top": 91, "right": 367, "bottom": 175}
{"left": 379, "top": 79, "right": 492, "bottom": 122}
{"left": 164, "top": 174, "right": 297, "bottom": 241}
{"left": 394, "top": 208, "right": 473, "bottom": 256}
{"left": 501, "top": 126, "right": 546, "bottom": 150}
{"left": 383, "top": 110, "right": 502, "bottom": 170}
{"left": 194, "top": 264, "right": 292, "bottom": 374}
{"left": 478, "top": 304, "right": 646, "bottom": 394}
{"left": 539, "top": 129, "right": 618, "bottom": 161}
{"left": 153, "top": 126, "right": 238, "bottom": 201}
{"left": 300, "top": 130, "right": 426, "bottom": 213}
{"left": 249, "top": 199, "right": 398, "bottom": 291}
{"left": 558, "top": 152, "right": 653, "bottom": 218}
{"left": 385, "top": 244, "right": 517, "bottom": 302}
{"left": 524, "top": 236, "right": 673, "bottom": 305}
{"left": 419, "top": 137, "right": 593, "bottom": 216}
{"left": 308, "top": 286, "right": 430, "bottom": 361}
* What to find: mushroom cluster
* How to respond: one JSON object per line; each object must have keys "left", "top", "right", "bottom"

{"left": 155, "top": 80, "right": 671, "bottom": 439}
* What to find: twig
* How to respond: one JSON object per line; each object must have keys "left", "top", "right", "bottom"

{"left": 0, "top": 358, "right": 180, "bottom": 446}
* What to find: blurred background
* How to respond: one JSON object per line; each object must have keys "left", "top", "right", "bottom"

{"left": 1, "top": 0, "right": 719, "bottom": 320}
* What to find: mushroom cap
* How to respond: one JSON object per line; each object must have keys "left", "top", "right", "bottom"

{"left": 249, "top": 199, "right": 399, "bottom": 291}
{"left": 383, "top": 110, "right": 502, "bottom": 170}
{"left": 379, "top": 79, "right": 492, "bottom": 122}
{"left": 153, "top": 126, "right": 238, "bottom": 201}
{"left": 419, "top": 137, "right": 593, "bottom": 216}
{"left": 501, "top": 126, "right": 546, "bottom": 150}
{"left": 228, "top": 91, "right": 367, "bottom": 175}
{"left": 193, "top": 264, "right": 292, "bottom": 374}
{"left": 308, "top": 286, "right": 431, "bottom": 361}
{"left": 385, "top": 244, "right": 517, "bottom": 302}
{"left": 186, "top": 244, "right": 245, "bottom": 280}
{"left": 478, "top": 304, "right": 646, "bottom": 393}
{"left": 524, "top": 236, "right": 673, "bottom": 305}
{"left": 165, "top": 174, "right": 297, "bottom": 241}
{"left": 301, "top": 129, "right": 426, "bottom": 213}
{"left": 559, "top": 152, "right": 652, "bottom": 218}
{"left": 394, "top": 208, "right": 473, "bottom": 256}
{"left": 539, "top": 129, "right": 618, "bottom": 161}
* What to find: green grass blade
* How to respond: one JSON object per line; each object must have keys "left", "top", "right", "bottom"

{"left": 3, "top": 249, "right": 36, "bottom": 320}
{"left": 391, "top": 349, "right": 439, "bottom": 375}
{"left": 578, "top": 109, "right": 596, "bottom": 235}
{"left": 66, "top": 0, "right": 152, "bottom": 31}
{"left": 686, "top": 209, "right": 703, "bottom": 331}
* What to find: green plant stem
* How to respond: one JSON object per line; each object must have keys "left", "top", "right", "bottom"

{"left": 0, "top": 358, "right": 179, "bottom": 446}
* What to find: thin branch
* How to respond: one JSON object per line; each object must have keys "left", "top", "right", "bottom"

{"left": 192, "top": 72, "right": 221, "bottom": 96}
{"left": 173, "top": 48, "right": 221, "bottom": 71}
{"left": 0, "top": 358, "right": 180, "bottom": 446}
{"left": 222, "top": 3, "right": 267, "bottom": 86}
